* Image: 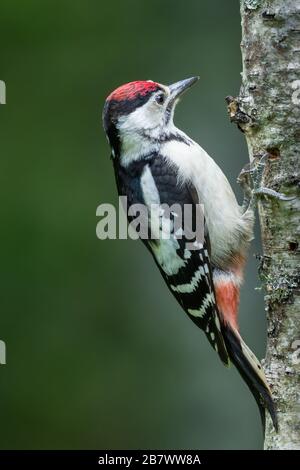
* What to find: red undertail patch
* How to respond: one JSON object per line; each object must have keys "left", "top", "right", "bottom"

{"left": 215, "top": 281, "right": 240, "bottom": 331}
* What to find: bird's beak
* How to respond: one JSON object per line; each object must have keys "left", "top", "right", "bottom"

{"left": 168, "top": 76, "right": 200, "bottom": 101}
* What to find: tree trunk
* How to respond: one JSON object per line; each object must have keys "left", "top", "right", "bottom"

{"left": 228, "top": 0, "right": 300, "bottom": 450}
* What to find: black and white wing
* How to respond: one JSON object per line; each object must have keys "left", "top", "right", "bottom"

{"left": 116, "top": 155, "right": 230, "bottom": 365}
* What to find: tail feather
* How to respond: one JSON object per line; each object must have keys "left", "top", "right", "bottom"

{"left": 204, "top": 313, "right": 231, "bottom": 367}
{"left": 221, "top": 322, "right": 278, "bottom": 433}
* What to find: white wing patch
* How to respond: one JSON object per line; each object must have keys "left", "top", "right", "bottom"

{"left": 151, "top": 238, "right": 187, "bottom": 276}
{"left": 140, "top": 165, "right": 160, "bottom": 206}
{"left": 141, "top": 165, "right": 187, "bottom": 277}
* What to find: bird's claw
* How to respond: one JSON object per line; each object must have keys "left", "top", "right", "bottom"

{"left": 253, "top": 187, "right": 295, "bottom": 201}
{"left": 238, "top": 153, "right": 294, "bottom": 213}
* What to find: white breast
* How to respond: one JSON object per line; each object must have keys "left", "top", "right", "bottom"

{"left": 160, "top": 134, "right": 251, "bottom": 267}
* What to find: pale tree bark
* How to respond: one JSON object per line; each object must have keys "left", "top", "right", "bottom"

{"left": 227, "top": 0, "right": 300, "bottom": 450}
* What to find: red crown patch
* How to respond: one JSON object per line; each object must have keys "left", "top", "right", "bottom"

{"left": 107, "top": 81, "right": 159, "bottom": 102}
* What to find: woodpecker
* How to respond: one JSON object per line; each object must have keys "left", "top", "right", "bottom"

{"left": 102, "top": 77, "right": 278, "bottom": 431}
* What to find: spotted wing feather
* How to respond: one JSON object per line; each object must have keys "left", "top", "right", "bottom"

{"left": 116, "top": 154, "right": 229, "bottom": 365}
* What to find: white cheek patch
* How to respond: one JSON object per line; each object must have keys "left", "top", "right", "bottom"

{"left": 118, "top": 100, "right": 163, "bottom": 133}
{"left": 117, "top": 100, "right": 164, "bottom": 167}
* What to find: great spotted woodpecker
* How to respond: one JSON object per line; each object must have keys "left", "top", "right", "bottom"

{"left": 102, "top": 77, "right": 278, "bottom": 431}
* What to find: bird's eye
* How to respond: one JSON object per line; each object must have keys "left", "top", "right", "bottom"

{"left": 155, "top": 92, "right": 165, "bottom": 105}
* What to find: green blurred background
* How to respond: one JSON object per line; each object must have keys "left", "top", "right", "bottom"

{"left": 0, "top": 0, "right": 266, "bottom": 449}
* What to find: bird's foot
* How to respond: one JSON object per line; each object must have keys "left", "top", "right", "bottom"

{"left": 238, "top": 153, "right": 294, "bottom": 213}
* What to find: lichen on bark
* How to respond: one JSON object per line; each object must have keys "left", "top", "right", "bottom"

{"left": 229, "top": 0, "right": 300, "bottom": 450}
